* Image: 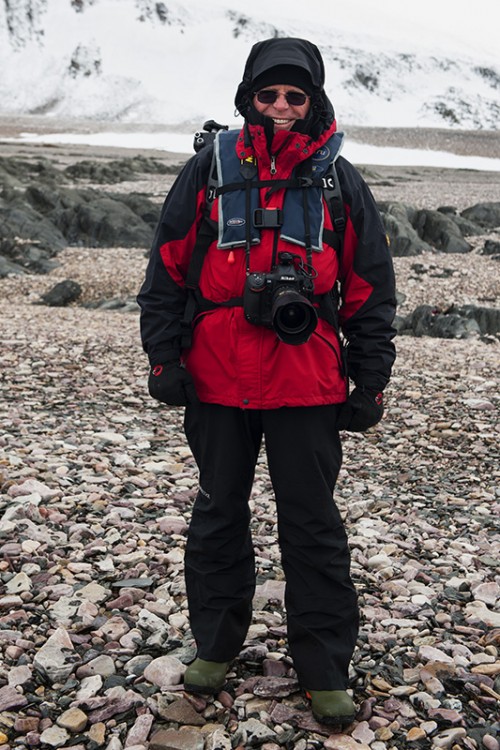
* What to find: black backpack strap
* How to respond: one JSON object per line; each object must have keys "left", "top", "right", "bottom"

{"left": 181, "top": 150, "right": 219, "bottom": 349}
{"left": 321, "top": 161, "right": 345, "bottom": 268}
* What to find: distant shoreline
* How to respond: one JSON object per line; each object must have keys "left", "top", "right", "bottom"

{"left": 1, "top": 114, "right": 499, "bottom": 159}
{"left": 1, "top": 115, "right": 500, "bottom": 210}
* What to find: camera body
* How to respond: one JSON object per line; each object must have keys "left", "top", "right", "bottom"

{"left": 244, "top": 252, "right": 318, "bottom": 345}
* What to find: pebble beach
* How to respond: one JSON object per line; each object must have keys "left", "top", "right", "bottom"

{"left": 0, "top": 120, "right": 499, "bottom": 750}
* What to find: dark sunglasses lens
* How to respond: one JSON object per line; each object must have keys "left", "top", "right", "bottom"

{"left": 286, "top": 92, "right": 307, "bottom": 105}
{"left": 256, "top": 90, "right": 307, "bottom": 106}
{"left": 256, "top": 90, "right": 278, "bottom": 104}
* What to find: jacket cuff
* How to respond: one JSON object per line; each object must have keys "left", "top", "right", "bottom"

{"left": 148, "top": 347, "right": 180, "bottom": 367}
{"left": 353, "top": 374, "right": 388, "bottom": 392}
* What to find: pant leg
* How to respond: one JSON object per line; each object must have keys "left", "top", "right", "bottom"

{"left": 263, "top": 405, "right": 359, "bottom": 690}
{"left": 183, "top": 403, "right": 262, "bottom": 661}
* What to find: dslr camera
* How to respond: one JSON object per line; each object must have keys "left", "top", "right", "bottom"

{"left": 243, "top": 252, "right": 318, "bottom": 345}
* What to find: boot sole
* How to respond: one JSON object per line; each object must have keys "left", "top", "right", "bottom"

{"left": 184, "top": 681, "right": 224, "bottom": 695}
{"left": 312, "top": 711, "right": 356, "bottom": 727}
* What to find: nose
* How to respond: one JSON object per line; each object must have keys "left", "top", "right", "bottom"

{"left": 272, "top": 93, "right": 290, "bottom": 110}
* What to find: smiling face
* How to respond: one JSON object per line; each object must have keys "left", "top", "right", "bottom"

{"left": 253, "top": 84, "right": 311, "bottom": 132}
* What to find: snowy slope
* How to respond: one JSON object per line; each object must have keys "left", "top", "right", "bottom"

{"left": 0, "top": 0, "right": 499, "bottom": 130}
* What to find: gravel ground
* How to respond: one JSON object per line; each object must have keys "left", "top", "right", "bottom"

{"left": 0, "top": 125, "right": 499, "bottom": 750}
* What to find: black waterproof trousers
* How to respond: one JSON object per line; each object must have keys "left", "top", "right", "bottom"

{"left": 183, "top": 403, "right": 359, "bottom": 690}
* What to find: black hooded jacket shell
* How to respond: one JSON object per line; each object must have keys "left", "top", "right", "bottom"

{"left": 137, "top": 38, "right": 397, "bottom": 408}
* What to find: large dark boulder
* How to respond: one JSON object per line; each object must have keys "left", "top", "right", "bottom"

{"left": 25, "top": 184, "right": 77, "bottom": 213}
{"left": 437, "top": 207, "right": 485, "bottom": 237}
{"left": 378, "top": 201, "right": 485, "bottom": 256}
{"left": 397, "top": 303, "right": 500, "bottom": 338}
{"left": 0, "top": 255, "right": 26, "bottom": 277}
{"left": 0, "top": 156, "right": 61, "bottom": 190}
{"left": 378, "top": 202, "right": 434, "bottom": 256}
{"left": 461, "top": 202, "right": 500, "bottom": 229}
{"left": 25, "top": 184, "right": 157, "bottom": 248}
{"left": 120, "top": 193, "right": 160, "bottom": 225}
{"left": 482, "top": 239, "right": 500, "bottom": 256}
{"left": 56, "top": 194, "right": 155, "bottom": 247}
{"left": 40, "top": 279, "right": 82, "bottom": 306}
{"left": 1, "top": 181, "right": 159, "bottom": 273}
{"left": 448, "top": 304, "right": 500, "bottom": 335}
{"left": 0, "top": 193, "right": 66, "bottom": 273}
{"left": 0, "top": 155, "right": 169, "bottom": 275}
{"left": 64, "top": 155, "right": 180, "bottom": 184}
{"left": 399, "top": 305, "right": 481, "bottom": 338}
{"left": 413, "top": 209, "right": 472, "bottom": 253}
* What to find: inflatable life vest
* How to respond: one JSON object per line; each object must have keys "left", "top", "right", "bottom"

{"left": 181, "top": 124, "right": 347, "bottom": 349}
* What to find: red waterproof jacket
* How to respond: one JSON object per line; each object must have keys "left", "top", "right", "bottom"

{"left": 138, "top": 121, "right": 396, "bottom": 409}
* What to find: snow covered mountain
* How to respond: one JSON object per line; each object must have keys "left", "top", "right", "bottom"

{"left": 0, "top": 0, "right": 499, "bottom": 130}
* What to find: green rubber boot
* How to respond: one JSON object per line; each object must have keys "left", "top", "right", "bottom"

{"left": 306, "top": 690, "right": 356, "bottom": 726}
{"left": 184, "top": 658, "right": 229, "bottom": 695}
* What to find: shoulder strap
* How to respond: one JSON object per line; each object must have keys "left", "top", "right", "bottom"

{"left": 180, "top": 148, "right": 218, "bottom": 349}
{"left": 323, "top": 161, "right": 345, "bottom": 235}
{"left": 321, "top": 160, "right": 345, "bottom": 268}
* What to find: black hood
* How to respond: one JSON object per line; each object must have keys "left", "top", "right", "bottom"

{"left": 235, "top": 37, "right": 335, "bottom": 139}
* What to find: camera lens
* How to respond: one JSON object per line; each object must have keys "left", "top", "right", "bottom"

{"left": 276, "top": 303, "right": 307, "bottom": 331}
{"left": 272, "top": 289, "right": 318, "bottom": 345}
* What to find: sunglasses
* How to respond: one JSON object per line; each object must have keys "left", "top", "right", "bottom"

{"left": 255, "top": 89, "right": 309, "bottom": 106}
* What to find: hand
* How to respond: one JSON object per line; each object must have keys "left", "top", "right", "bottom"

{"left": 337, "top": 387, "right": 384, "bottom": 432}
{"left": 148, "top": 362, "right": 200, "bottom": 406}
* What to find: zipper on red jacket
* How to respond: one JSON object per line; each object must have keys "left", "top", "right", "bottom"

{"left": 269, "top": 136, "right": 291, "bottom": 175}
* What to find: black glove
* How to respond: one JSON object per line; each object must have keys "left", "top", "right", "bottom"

{"left": 337, "top": 387, "right": 384, "bottom": 432}
{"left": 148, "top": 362, "right": 199, "bottom": 406}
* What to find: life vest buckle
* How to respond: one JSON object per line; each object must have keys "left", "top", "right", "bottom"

{"left": 253, "top": 208, "right": 283, "bottom": 228}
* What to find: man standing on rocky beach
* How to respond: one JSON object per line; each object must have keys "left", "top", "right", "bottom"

{"left": 137, "top": 36, "right": 396, "bottom": 726}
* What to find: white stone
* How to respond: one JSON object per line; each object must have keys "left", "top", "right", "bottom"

{"left": 418, "top": 645, "right": 454, "bottom": 664}
{"left": 471, "top": 582, "right": 500, "bottom": 605}
{"left": 84, "top": 655, "right": 116, "bottom": 677}
{"left": 49, "top": 596, "right": 80, "bottom": 626}
{"left": 105, "top": 738, "right": 123, "bottom": 750}
{"left": 21, "top": 539, "right": 41, "bottom": 554}
{"left": 124, "top": 713, "right": 154, "bottom": 746}
{"left": 9, "top": 478, "right": 56, "bottom": 499}
{"left": 96, "top": 556, "right": 115, "bottom": 572}
{"left": 77, "top": 600, "right": 99, "bottom": 626}
{"left": 8, "top": 665, "right": 33, "bottom": 687}
{"left": 137, "top": 609, "right": 169, "bottom": 638}
{"left": 143, "top": 655, "right": 186, "bottom": 688}
{"left": 34, "top": 627, "right": 79, "bottom": 684}
{"left": 75, "top": 675, "right": 103, "bottom": 700}
{"left": 75, "top": 582, "right": 109, "bottom": 604}
{"left": 465, "top": 601, "right": 500, "bottom": 628}
{"left": 39, "top": 725, "right": 71, "bottom": 746}
{"left": 6, "top": 572, "right": 32, "bottom": 593}
{"left": 367, "top": 553, "right": 393, "bottom": 570}
{"left": 94, "top": 431, "right": 127, "bottom": 443}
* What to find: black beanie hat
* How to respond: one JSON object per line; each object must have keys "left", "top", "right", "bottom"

{"left": 252, "top": 64, "right": 314, "bottom": 96}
